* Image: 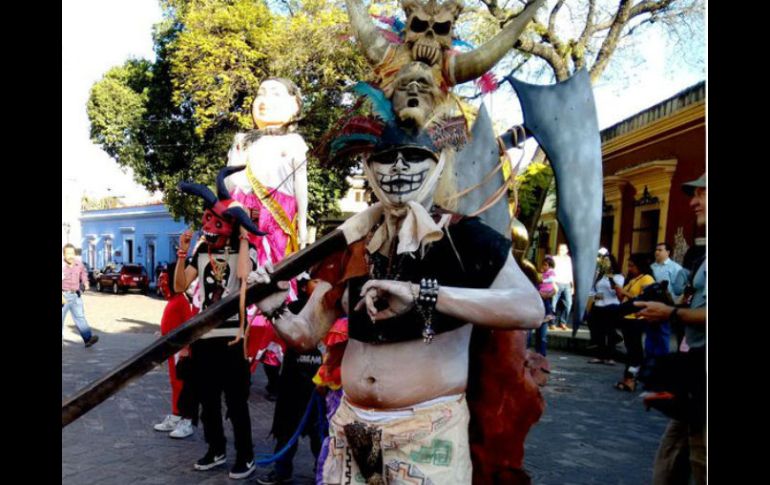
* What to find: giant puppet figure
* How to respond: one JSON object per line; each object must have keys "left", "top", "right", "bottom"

{"left": 225, "top": 77, "right": 309, "bottom": 370}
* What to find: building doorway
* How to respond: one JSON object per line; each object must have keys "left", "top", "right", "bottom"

{"left": 147, "top": 241, "right": 156, "bottom": 282}
{"left": 126, "top": 239, "right": 134, "bottom": 264}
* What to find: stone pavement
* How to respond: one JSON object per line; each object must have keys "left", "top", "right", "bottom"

{"left": 62, "top": 293, "right": 670, "bottom": 484}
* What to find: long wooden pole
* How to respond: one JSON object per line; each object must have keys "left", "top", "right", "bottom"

{"left": 62, "top": 229, "right": 347, "bottom": 428}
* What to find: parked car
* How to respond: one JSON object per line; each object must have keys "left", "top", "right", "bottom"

{"left": 95, "top": 264, "right": 150, "bottom": 294}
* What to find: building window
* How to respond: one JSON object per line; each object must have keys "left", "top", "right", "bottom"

{"left": 633, "top": 209, "right": 660, "bottom": 255}
{"left": 169, "top": 237, "right": 179, "bottom": 264}
{"left": 104, "top": 239, "right": 113, "bottom": 264}
{"left": 355, "top": 191, "right": 363, "bottom": 202}
{"left": 88, "top": 242, "right": 96, "bottom": 269}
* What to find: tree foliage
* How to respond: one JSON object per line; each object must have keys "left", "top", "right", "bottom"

{"left": 81, "top": 195, "right": 126, "bottom": 211}
{"left": 88, "top": 0, "right": 369, "bottom": 226}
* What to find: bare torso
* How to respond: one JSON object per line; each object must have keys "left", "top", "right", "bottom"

{"left": 341, "top": 323, "right": 472, "bottom": 409}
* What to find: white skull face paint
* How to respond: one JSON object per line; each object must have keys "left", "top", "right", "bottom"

{"left": 370, "top": 150, "right": 437, "bottom": 205}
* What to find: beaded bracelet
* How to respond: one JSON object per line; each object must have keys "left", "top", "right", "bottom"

{"left": 416, "top": 278, "right": 439, "bottom": 344}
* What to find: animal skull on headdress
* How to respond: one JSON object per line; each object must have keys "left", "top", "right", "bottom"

{"left": 402, "top": 0, "right": 462, "bottom": 67}
{"left": 344, "top": 0, "right": 545, "bottom": 86}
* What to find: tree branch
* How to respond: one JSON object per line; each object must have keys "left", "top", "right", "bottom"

{"left": 589, "top": 0, "right": 634, "bottom": 82}
{"left": 577, "top": 0, "right": 596, "bottom": 47}
{"left": 479, "top": 0, "right": 506, "bottom": 21}
{"left": 516, "top": 36, "right": 568, "bottom": 81}
{"left": 548, "top": 0, "right": 566, "bottom": 36}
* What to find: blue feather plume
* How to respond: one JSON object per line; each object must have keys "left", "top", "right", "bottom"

{"left": 352, "top": 82, "right": 394, "bottom": 122}
{"left": 452, "top": 38, "right": 475, "bottom": 50}
{"left": 330, "top": 134, "right": 378, "bottom": 153}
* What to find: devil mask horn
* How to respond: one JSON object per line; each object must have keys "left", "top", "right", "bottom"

{"left": 224, "top": 206, "right": 265, "bottom": 236}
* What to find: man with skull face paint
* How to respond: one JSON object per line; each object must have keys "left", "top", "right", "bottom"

{"left": 174, "top": 166, "right": 264, "bottom": 480}
{"left": 252, "top": 120, "right": 544, "bottom": 484}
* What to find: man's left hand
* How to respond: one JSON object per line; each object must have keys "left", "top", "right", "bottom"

{"left": 633, "top": 301, "right": 674, "bottom": 322}
{"left": 355, "top": 280, "right": 418, "bottom": 322}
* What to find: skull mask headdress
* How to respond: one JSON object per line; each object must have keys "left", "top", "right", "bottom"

{"left": 178, "top": 166, "right": 265, "bottom": 249}
{"left": 402, "top": 0, "right": 463, "bottom": 67}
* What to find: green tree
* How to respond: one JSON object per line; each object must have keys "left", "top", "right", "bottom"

{"left": 81, "top": 195, "right": 125, "bottom": 211}
{"left": 88, "top": 0, "right": 369, "bottom": 227}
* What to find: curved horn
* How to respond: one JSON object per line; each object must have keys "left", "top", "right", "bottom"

{"left": 216, "top": 165, "right": 245, "bottom": 201}
{"left": 345, "top": 0, "right": 389, "bottom": 66}
{"left": 450, "top": 0, "right": 545, "bottom": 85}
{"left": 178, "top": 182, "right": 217, "bottom": 209}
{"left": 224, "top": 207, "right": 266, "bottom": 236}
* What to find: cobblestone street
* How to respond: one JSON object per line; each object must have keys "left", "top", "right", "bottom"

{"left": 63, "top": 292, "right": 669, "bottom": 484}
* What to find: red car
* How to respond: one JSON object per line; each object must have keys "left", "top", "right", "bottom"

{"left": 95, "top": 264, "right": 150, "bottom": 294}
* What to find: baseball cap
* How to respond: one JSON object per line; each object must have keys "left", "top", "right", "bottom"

{"left": 681, "top": 173, "right": 705, "bottom": 196}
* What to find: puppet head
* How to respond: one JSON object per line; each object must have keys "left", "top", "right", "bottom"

{"left": 252, "top": 78, "right": 302, "bottom": 129}
{"left": 402, "top": 0, "right": 463, "bottom": 67}
{"left": 390, "top": 61, "right": 442, "bottom": 128}
{"left": 178, "top": 166, "right": 265, "bottom": 250}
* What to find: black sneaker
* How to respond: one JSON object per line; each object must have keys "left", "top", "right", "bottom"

{"left": 194, "top": 450, "right": 226, "bottom": 471}
{"left": 84, "top": 335, "right": 99, "bottom": 348}
{"left": 229, "top": 458, "right": 256, "bottom": 479}
{"left": 256, "top": 469, "right": 292, "bottom": 484}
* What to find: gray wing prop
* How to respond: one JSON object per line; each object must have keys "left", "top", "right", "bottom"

{"left": 507, "top": 68, "right": 603, "bottom": 334}
{"left": 453, "top": 104, "right": 511, "bottom": 236}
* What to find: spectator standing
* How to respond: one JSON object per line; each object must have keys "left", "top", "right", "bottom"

{"left": 648, "top": 243, "right": 685, "bottom": 357}
{"left": 587, "top": 251, "right": 624, "bottom": 365}
{"left": 62, "top": 244, "right": 99, "bottom": 348}
{"left": 153, "top": 261, "right": 197, "bottom": 439}
{"left": 552, "top": 243, "right": 574, "bottom": 330}
{"left": 635, "top": 174, "right": 707, "bottom": 485}
{"left": 613, "top": 253, "right": 656, "bottom": 391}
{"left": 529, "top": 256, "right": 557, "bottom": 356}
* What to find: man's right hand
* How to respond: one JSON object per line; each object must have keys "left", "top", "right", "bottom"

{"left": 249, "top": 264, "right": 290, "bottom": 316}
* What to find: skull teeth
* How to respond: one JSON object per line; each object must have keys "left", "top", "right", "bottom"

{"left": 376, "top": 171, "right": 427, "bottom": 194}
{"left": 414, "top": 44, "right": 438, "bottom": 65}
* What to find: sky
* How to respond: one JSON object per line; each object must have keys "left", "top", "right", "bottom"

{"left": 62, "top": 0, "right": 705, "bottom": 204}
{"left": 62, "top": 0, "right": 162, "bottom": 204}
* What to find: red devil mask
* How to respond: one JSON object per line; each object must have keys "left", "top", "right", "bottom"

{"left": 202, "top": 201, "right": 237, "bottom": 249}
{"left": 179, "top": 166, "right": 265, "bottom": 249}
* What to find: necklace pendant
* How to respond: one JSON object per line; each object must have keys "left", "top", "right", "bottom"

{"left": 422, "top": 324, "right": 435, "bottom": 344}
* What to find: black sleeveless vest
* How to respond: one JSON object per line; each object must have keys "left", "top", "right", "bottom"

{"left": 347, "top": 216, "right": 512, "bottom": 344}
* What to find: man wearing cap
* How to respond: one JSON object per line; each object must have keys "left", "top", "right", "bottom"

{"left": 252, "top": 121, "right": 544, "bottom": 484}
{"left": 634, "top": 173, "right": 706, "bottom": 485}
